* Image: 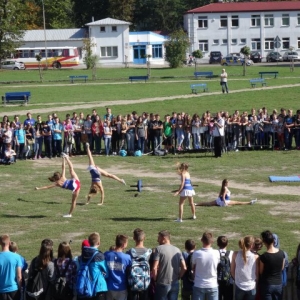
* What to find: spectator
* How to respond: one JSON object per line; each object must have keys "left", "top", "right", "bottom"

{"left": 152, "top": 230, "right": 186, "bottom": 300}
{"left": 52, "top": 117, "right": 64, "bottom": 158}
{"left": 23, "top": 112, "right": 36, "bottom": 127}
{"left": 220, "top": 69, "right": 229, "bottom": 94}
{"left": 34, "top": 116, "right": 44, "bottom": 159}
{"left": 14, "top": 123, "right": 26, "bottom": 159}
{"left": 1, "top": 143, "right": 16, "bottom": 165}
{"left": 135, "top": 116, "right": 147, "bottom": 154}
{"left": 213, "top": 111, "right": 225, "bottom": 158}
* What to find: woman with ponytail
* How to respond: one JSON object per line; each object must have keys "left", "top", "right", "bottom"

{"left": 231, "top": 235, "right": 259, "bottom": 300}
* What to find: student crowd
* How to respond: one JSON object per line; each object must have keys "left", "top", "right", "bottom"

{"left": 0, "top": 106, "right": 300, "bottom": 163}
{"left": 0, "top": 229, "right": 299, "bottom": 300}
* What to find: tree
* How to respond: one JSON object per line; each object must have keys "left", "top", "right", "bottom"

{"left": 240, "top": 45, "right": 251, "bottom": 76}
{"left": 109, "top": 0, "right": 135, "bottom": 23}
{"left": 0, "top": 0, "right": 25, "bottom": 65}
{"left": 192, "top": 49, "right": 203, "bottom": 71}
{"left": 165, "top": 29, "right": 190, "bottom": 68}
{"left": 82, "top": 38, "right": 98, "bottom": 70}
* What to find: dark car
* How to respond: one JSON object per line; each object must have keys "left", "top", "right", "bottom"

{"left": 209, "top": 51, "right": 222, "bottom": 64}
{"left": 266, "top": 52, "right": 283, "bottom": 62}
{"left": 250, "top": 51, "right": 261, "bottom": 63}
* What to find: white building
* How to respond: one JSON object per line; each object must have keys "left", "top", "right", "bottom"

{"left": 184, "top": 1, "right": 300, "bottom": 59}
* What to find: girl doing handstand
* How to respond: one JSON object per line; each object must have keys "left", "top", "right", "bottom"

{"left": 86, "top": 143, "right": 125, "bottom": 205}
{"left": 35, "top": 155, "right": 80, "bottom": 217}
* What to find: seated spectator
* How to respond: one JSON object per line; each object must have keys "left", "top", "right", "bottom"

{"left": 1, "top": 143, "right": 16, "bottom": 164}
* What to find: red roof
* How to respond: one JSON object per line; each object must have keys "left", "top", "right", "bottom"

{"left": 187, "top": 1, "right": 300, "bottom": 14}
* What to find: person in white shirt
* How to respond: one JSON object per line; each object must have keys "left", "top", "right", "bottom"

{"left": 213, "top": 112, "right": 225, "bottom": 158}
{"left": 220, "top": 69, "right": 229, "bottom": 93}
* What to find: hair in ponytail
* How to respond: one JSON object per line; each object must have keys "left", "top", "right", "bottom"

{"left": 238, "top": 235, "right": 254, "bottom": 264}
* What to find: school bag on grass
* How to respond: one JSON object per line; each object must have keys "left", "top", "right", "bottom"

{"left": 128, "top": 248, "right": 152, "bottom": 291}
{"left": 217, "top": 251, "right": 231, "bottom": 285}
{"left": 26, "top": 258, "right": 45, "bottom": 299}
{"left": 76, "top": 251, "right": 98, "bottom": 298}
{"left": 52, "top": 259, "right": 72, "bottom": 300}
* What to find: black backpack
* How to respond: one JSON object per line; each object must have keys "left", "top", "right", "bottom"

{"left": 26, "top": 258, "right": 45, "bottom": 300}
{"left": 52, "top": 259, "right": 73, "bottom": 300}
{"left": 217, "top": 251, "right": 231, "bottom": 285}
{"left": 185, "top": 252, "right": 194, "bottom": 282}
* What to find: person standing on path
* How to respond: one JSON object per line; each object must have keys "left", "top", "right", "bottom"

{"left": 220, "top": 69, "right": 229, "bottom": 94}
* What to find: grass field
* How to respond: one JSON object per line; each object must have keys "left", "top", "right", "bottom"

{"left": 0, "top": 64, "right": 300, "bottom": 263}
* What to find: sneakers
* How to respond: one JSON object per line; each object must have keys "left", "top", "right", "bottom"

{"left": 61, "top": 152, "right": 69, "bottom": 158}
{"left": 192, "top": 215, "right": 196, "bottom": 220}
{"left": 250, "top": 199, "right": 257, "bottom": 205}
{"left": 175, "top": 218, "right": 182, "bottom": 223}
{"left": 63, "top": 214, "right": 72, "bottom": 218}
{"left": 121, "top": 179, "right": 126, "bottom": 185}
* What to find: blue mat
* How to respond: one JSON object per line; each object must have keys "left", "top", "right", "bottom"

{"left": 269, "top": 176, "right": 300, "bottom": 182}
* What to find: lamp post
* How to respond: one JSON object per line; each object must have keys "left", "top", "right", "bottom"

{"left": 42, "top": 0, "right": 48, "bottom": 69}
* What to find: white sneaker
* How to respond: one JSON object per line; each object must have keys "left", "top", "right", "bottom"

{"left": 250, "top": 199, "right": 257, "bottom": 205}
{"left": 63, "top": 214, "right": 72, "bottom": 218}
{"left": 192, "top": 215, "right": 196, "bottom": 220}
{"left": 175, "top": 218, "right": 182, "bottom": 223}
{"left": 121, "top": 179, "right": 126, "bottom": 185}
{"left": 61, "top": 152, "right": 68, "bottom": 158}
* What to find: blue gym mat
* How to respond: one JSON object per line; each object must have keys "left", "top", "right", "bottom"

{"left": 269, "top": 176, "right": 300, "bottom": 182}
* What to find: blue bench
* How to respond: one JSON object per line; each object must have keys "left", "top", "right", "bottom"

{"left": 250, "top": 78, "right": 267, "bottom": 88}
{"left": 191, "top": 83, "right": 208, "bottom": 94}
{"left": 69, "top": 75, "right": 88, "bottom": 83}
{"left": 2, "top": 92, "right": 31, "bottom": 105}
{"left": 129, "top": 76, "right": 149, "bottom": 83}
{"left": 194, "top": 71, "right": 213, "bottom": 79}
{"left": 259, "top": 71, "right": 278, "bottom": 78}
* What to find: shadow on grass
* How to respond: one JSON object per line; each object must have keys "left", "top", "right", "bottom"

{"left": 161, "top": 155, "right": 215, "bottom": 159}
{"left": 2, "top": 214, "right": 46, "bottom": 218}
{"left": 111, "top": 217, "right": 169, "bottom": 222}
{"left": 17, "top": 198, "right": 32, "bottom": 202}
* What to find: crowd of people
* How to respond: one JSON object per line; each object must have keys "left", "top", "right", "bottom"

{"left": 1, "top": 105, "right": 300, "bottom": 163}
{"left": 0, "top": 229, "right": 298, "bottom": 300}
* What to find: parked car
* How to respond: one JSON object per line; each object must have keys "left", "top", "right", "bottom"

{"left": 209, "top": 51, "right": 222, "bottom": 64}
{"left": 282, "top": 51, "right": 299, "bottom": 61}
{"left": 1, "top": 60, "right": 26, "bottom": 70}
{"left": 221, "top": 55, "right": 253, "bottom": 66}
{"left": 229, "top": 52, "right": 243, "bottom": 58}
{"left": 266, "top": 52, "right": 283, "bottom": 62}
{"left": 250, "top": 51, "right": 262, "bottom": 63}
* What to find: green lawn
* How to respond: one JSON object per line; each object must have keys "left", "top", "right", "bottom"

{"left": 0, "top": 65, "right": 300, "bottom": 263}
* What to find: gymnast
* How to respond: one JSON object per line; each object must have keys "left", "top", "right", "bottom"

{"left": 35, "top": 154, "right": 80, "bottom": 217}
{"left": 174, "top": 162, "right": 196, "bottom": 222}
{"left": 85, "top": 142, "right": 126, "bottom": 205}
{"left": 195, "top": 179, "right": 257, "bottom": 207}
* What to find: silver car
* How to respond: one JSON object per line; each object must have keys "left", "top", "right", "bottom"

{"left": 282, "top": 51, "right": 299, "bottom": 61}
{"left": 1, "top": 60, "right": 26, "bottom": 70}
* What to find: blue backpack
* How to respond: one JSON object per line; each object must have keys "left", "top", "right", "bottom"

{"left": 76, "top": 251, "right": 98, "bottom": 298}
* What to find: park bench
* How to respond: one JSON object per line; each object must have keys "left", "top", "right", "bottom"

{"left": 2, "top": 92, "right": 31, "bottom": 106}
{"left": 258, "top": 71, "right": 278, "bottom": 78}
{"left": 69, "top": 75, "right": 88, "bottom": 83}
{"left": 129, "top": 76, "right": 149, "bottom": 83}
{"left": 194, "top": 71, "right": 213, "bottom": 79}
{"left": 250, "top": 78, "right": 267, "bottom": 88}
{"left": 191, "top": 83, "right": 208, "bottom": 94}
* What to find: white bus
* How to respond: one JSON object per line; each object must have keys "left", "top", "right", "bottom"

{"left": 13, "top": 46, "right": 80, "bottom": 69}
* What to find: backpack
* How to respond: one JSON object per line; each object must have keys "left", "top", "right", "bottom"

{"left": 52, "top": 259, "right": 72, "bottom": 300}
{"left": 128, "top": 248, "right": 152, "bottom": 291}
{"left": 76, "top": 251, "right": 98, "bottom": 298}
{"left": 26, "top": 258, "right": 45, "bottom": 299}
{"left": 217, "top": 250, "right": 231, "bottom": 285}
{"left": 185, "top": 252, "right": 194, "bottom": 282}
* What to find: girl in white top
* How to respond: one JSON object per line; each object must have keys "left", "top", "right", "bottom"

{"left": 231, "top": 236, "right": 259, "bottom": 299}
{"left": 195, "top": 179, "right": 257, "bottom": 207}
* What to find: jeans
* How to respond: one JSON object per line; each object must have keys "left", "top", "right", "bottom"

{"left": 126, "top": 132, "right": 135, "bottom": 152}
{"left": 221, "top": 82, "right": 228, "bottom": 93}
{"left": 260, "top": 284, "right": 282, "bottom": 300}
{"left": 234, "top": 285, "right": 256, "bottom": 300}
{"left": 193, "top": 286, "right": 218, "bottom": 300}
{"left": 104, "top": 137, "right": 111, "bottom": 155}
{"left": 34, "top": 136, "right": 44, "bottom": 157}
{"left": 155, "top": 281, "right": 179, "bottom": 300}
{"left": 53, "top": 139, "right": 62, "bottom": 157}
{"left": 137, "top": 136, "right": 145, "bottom": 153}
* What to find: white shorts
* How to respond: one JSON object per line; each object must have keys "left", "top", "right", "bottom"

{"left": 216, "top": 198, "right": 230, "bottom": 207}
{"left": 180, "top": 189, "right": 195, "bottom": 197}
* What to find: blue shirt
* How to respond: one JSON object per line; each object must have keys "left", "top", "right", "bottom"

{"left": 53, "top": 123, "right": 64, "bottom": 140}
{"left": 14, "top": 129, "right": 26, "bottom": 144}
{"left": 0, "top": 251, "right": 22, "bottom": 293}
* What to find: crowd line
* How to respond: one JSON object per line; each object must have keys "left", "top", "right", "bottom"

{"left": 0, "top": 229, "right": 299, "bottom": 300}
{"left": 0, "top": 106, "right": 300, "bottom": 164}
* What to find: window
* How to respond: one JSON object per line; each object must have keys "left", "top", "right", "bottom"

{"left": 231, "top": 39, "right": 237, "bottom": 44}
{"left": 100, "top": 26, "right": 105, "bottom": 32}
{"left": 112, "top": 26, "right": 117, "bottom": 32}
{"left": 198, "top": 16, "right": 208, "bottom": 28}
{"left": 152, "top": 45, "right": 162, "bottom": 58}
{"left": 264, "top": 14, "right": 274, "bottom": 26}
{"left": 232, "top": 15, "right": 239, "bottom": 27}
{"left": 213, "top": 39, "right": 219, "bottom": 45}
{"left": 240, "top": 38, "right": 246, "bottom": 44}
{"left": 251, "top": 15, "right": 261, "bottom": 27}
{"left": 251, "top": 38, "right": 261, "bottom": 50}
{"left": 222, "top": 39, "right": 227, "bottom": 44}
{"left": 220, "top": 16, "right": 227, "bottom": 28}
{"left": 265, "top": 38, "right": 274, "bottom": 50}
{"left": 298, "top": 14, "right": 300, "bottom": 25}
{"left": 198, "top": 40, "right": 208, "bottom": 52}
{"left": 282, "top": 14, "right": 289, "bottom": 26}
{"left": 298, "top": 37, "right": 300, "bottom": 49}
{"left": 100, "top": 46, "right": 118, "bottom": 57}
{"left": 282, "top": 37, "right": 289, "bottom": 49}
